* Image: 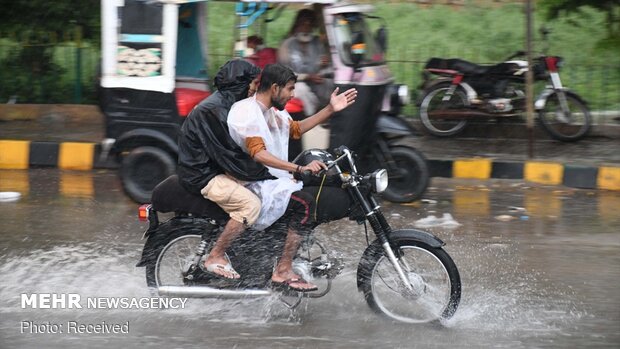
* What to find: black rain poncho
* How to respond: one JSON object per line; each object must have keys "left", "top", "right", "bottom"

{"left": 177, "top": 60, "right": 276, "bottom": 195}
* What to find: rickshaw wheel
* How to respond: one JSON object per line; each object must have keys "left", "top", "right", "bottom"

{"left": 121, "top": 146, "right": 176, "bottom": 203}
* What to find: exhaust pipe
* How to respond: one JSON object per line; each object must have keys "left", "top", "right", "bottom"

{"left": 158, "top": 285, "right": 272, "bottom": 299}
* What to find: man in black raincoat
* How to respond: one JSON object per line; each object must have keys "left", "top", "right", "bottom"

{"left": 177, "top": 59, "right": 275, "bottom": 279}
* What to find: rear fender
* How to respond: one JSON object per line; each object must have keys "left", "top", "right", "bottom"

{"left": 417, "top": 79, "right": 478, "bottom": 106}
{"left": 135, "top": 217, "right": 218, "bottom": 267}
{"left": 111, "top": 128, "right": 178, "bottom": 157}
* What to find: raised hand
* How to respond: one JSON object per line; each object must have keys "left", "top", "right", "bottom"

{"left": 329, "top": 87, "right": 358, "bottom": 113}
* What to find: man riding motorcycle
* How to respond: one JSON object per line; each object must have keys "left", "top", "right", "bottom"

{"left": 227, "top": 63, "right": 357, "bottom": 292}
{"left": 177, "top": 59, "right": 274, "bottom": 280}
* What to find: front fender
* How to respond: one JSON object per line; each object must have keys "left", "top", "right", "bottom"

{"left": 534, "top": 88, "right": 586, "bottom": 110}
{"left": 376, "top": 114, "right": 419, "bottom": 137}
{"left": 390, "top": 229, "right": 445, "bottom": 248}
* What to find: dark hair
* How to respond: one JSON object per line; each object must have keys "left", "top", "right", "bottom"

{"left": 257, "top": 63, "right": 297, "bottom": 92}
{"left": 288, "top": 9, "right": 317, "bottom": 37}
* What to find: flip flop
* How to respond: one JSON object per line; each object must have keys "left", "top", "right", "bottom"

{"left": 205, "top": 262, "right": 240, "bottom": 280}
{"left": 271, "top": 277, "right": 318, "bottom": 293}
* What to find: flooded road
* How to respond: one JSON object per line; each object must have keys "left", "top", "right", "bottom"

{"left": 1, "top": 169, "right": 619, "bottom": 348}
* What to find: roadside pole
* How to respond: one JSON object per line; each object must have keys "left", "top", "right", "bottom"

{"left": 525, "top": 0, "right": 534, "bottom": 158}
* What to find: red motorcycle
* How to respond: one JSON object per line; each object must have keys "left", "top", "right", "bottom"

{"left": 417, "top": 51, "right": 592, "bottom": 142}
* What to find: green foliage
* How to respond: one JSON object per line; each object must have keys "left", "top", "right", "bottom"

{"left": 0, "top": 0, "right": 100, "bottom": 103}
{"left": 0, "top": 0, "right": 100, "bottom": 42}
{"left": 539, "top": 0, "right": 620, "bottom": 38}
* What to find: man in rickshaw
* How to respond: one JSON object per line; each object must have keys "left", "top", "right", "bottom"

{"left": 278, "top": 9, "right": 334, "bottom": 116}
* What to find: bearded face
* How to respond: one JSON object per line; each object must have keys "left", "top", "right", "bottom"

{"left": 271, "top": 81, "right": 295, "bottom": 111}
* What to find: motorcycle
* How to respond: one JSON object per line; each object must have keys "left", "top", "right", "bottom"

{"left": 417, "top": 51, "right": 592, "bottom": 142}
{"left": 136, "top": 146, "right": 461, "bottom": 323}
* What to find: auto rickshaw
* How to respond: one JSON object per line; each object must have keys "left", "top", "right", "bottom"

{"left": 99, "top": 0, "right": 428, "bottom": 203}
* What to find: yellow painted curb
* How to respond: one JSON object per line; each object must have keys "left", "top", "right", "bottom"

{"left": 453, "top": 158, "right": 492, "bottom": 179}
{"left": 58, "top": 142, "right": 95, "bottom": 170}
{"left": 524, "top": 161, "right": 563, "bottom": 185}
{"left": 0, "top": 140, "right": 30, "bottom": 169}
{"left": 598, "top": 166, "right": 620, "bottom": 191}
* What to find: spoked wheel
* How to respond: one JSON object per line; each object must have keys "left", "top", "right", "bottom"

{"left": 538, "top": 91, "right": 591, "bottom": 142}
{"left": 146, "top": 234, "right": 201, "bottom": 288}
{"left": 419, "top": 83, "right": 469, "bottom": 137}
{"left": 358, "top": 239, "right": 461, "bottom": 323}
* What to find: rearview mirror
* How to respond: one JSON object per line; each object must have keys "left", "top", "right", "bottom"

{"left": 376, "top": 26, "right": 387, "bottom": 53}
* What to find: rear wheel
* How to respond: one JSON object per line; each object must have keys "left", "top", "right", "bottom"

{"left": 538, "top": 92, "right": 591, "bottom": 142}
{"left": 121, "top": 146, "right": 176, "bottom": 203}
{"left": 358, "top": 239, "right": 461, "bottom": 323}
{"left": 419, "top": 83, "right": 469, "bottom": 137}
{"left": 153, "top": 234, "right": 203, "bottom": 288}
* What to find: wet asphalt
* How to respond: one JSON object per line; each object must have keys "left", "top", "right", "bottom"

{"left": 0, "top": 169, "right": 618, "bottom": 348}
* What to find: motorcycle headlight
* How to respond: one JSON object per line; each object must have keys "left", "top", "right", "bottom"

{"left": 369, "top": 169, "right": 388, "bottom": 193}
{"left": 397, "top": 84, "right": 409, "bottom": 106}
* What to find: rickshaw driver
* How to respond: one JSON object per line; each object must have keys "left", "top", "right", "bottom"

{"left": 177, "top": 59, "right": 275, "bottom": 280}
{"left": 278, "top": 9, "right": 334, "bottom": 116}
{"left": 227, "top": 63, "right": 357, "bottom": 292}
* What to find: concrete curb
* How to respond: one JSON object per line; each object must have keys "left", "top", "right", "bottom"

{"left": 428, "top": 158, "right": 620, "bottom": 191}
{"left": 1, "top": 139, "right": 619, "bottom": 191}
{"left": 0, "top": 140, "right": 117, "bottom": 171}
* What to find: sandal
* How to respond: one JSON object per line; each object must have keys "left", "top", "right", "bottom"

{"left": 205, "top": 262, "right": 240, "bottom": 280}
{"left": 271, "top": 277, "right": 318, "bottom": 292}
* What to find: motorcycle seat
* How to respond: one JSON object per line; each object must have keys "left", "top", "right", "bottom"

{"left": 425, "top": 57, "right": 490, "bottom": 76}
{"left": 150, "top": 175, "right": 229, "bottom": 223}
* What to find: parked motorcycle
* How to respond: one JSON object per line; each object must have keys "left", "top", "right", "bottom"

{"left": 417, "top": 51, "right": 592, "bottom": 141}
{"left": 136, "top": 146, "right": 461, "bottom": 323}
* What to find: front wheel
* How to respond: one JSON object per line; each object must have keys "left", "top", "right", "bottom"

{"left": 538, "top": 91, "right": 592, "bottom": 142}
{"left": 419, "top": 83, "right": 469, "bottom": 137}
{"left": 357, "top": 239, "right": 461, "bottom": 323}
{"left": 380, "top": 146, "right": 429, "bottom": 203}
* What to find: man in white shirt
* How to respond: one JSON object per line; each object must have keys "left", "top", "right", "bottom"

{"left": 227, "top": 63, "right": 356, "bottom": 292}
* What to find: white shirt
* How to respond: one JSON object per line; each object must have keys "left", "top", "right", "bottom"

{"left": 227, "top": 96, "right": 303, "bottom": 230}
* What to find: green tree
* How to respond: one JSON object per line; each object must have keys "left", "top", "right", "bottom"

{"left": 539, "top": 0, "right": 620, "bottom": 38}
{"left": 0, "top": 0, "right": 100, "bottom": 103}
{"left": 0, "top": 0, "right": 100, "bottom": 40}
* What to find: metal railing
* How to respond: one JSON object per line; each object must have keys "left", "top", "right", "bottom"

{"left": 1, "top": 38, "right": 618, "bottom": 124}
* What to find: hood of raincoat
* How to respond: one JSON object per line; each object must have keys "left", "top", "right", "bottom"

{"left": 177, "top": 59, "right": 275, "bottom": 195}
{"left": 215, "top": 59, "right": 261, "bottom": 104}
